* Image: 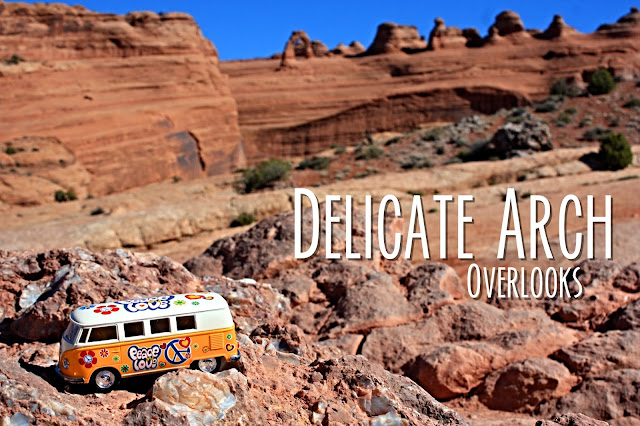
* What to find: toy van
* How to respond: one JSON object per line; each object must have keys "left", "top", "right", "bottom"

{"left": 56, "top": 292, "right": 240, "bottom": 392}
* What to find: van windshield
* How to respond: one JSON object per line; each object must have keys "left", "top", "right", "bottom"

{"left": 63, "top": 323, "right": 80, "bottom": 344}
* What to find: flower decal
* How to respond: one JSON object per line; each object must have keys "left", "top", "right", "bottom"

{"left": 159, "top": 362, "right": 166, "bottom": 368}
{"left": 113, "top": 355, "right": 121, "bottom": 362}
{"left": 93, "top": 304, "right": 120, "bottom": 315}
{"left": 191, "top": 301, "right": 200, "bottom": 306}
{"left": 226, "top": 334, "right": 232, "bottom": 340}
{"left": 193, "top": 343, "right": 199, "bottom": 350}
{"left": 121, "top": 364, "right": 130, "bottom": 373}
{"left": 99, "top": 348, "right": 109, "bottom": 358}
{"left": 79, "top": 350, "right": 98, "bottom": 368}
{"left": 203, "top": 346, "right": 209, "bottom": 353}
{"left": 173, "top": 300, "right": 186, "bottom": 306}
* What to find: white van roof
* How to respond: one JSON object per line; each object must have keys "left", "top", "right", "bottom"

{"left": 70, "top": 292, "right": 230, "bottom": 327}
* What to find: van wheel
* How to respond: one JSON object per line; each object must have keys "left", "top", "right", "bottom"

{"left": 195, "top": 357, "right": 221, "bottom": 373}
{"left": 91, "top": 368, "right": 120, "bottom": 392}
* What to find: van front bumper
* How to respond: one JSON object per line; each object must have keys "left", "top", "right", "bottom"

{"left": 55, "top": 364, "right": 85, "bottom": 384}
{"left": 230, "top": 350, "right": 241, "bottom": 362}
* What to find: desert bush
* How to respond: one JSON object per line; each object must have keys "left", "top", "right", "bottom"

{"left": 556, "top": 112, "right": 573, "bottom": 125}
{"left": 6, "top": 54, "right": 25, "bottom": 65}
{"left": 235, "top": 158, "right": 291, "bottom": 193}
{"left": 400, "top": 154, "right": 433, "bottom": 169}
{"left": 333, "top": 145, "right": 346, "bottom": 154}
{"left": 587, "top": 68, "right": 616, "bottom": 95}
{"left": 582, "top": 126, "right": 612, "bottom": 141}
{"left": 4, "top": 146, "right": 17, "bottom": 155}
{"left": 623, "top": 97, "right": 640, "bottom": 109}
{"left": 54, "top": 190, "right": 77, "bottom": 203}
{"left": 505, "top": 108, "right": 528, "bottom": 124}
{"left": 297, "top": 156, "right": 331, "bottom": 170}
{"left": 230, "top": 212, "right": 256, "bottom": 227}
{"left": 357, "top": 145, "right": 384, "bottom": 160}
{"left": 599, "top": 133, "right": 632, "bottom": 170}
{"left": 420, "top": 127, "right": 444, "bottom": 141}
{"left": 550, "top": 78, "right": 581, "bottom": 97}
{"left": 534, "top": 96, "right": 564, "bottom": 113}
{"left": 90, "top": 207, "right": 105, "bottom": 216}
{"left": 564, "top": 106, "right": 578, "bottom": 115}
{"left": 436, "top": 145, "right": 446, "bottom": 155}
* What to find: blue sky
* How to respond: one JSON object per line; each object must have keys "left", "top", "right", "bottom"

{"left": 18, "top": 1, "right": 639, "bottom": 60}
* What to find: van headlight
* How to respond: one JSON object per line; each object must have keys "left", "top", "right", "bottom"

{"left": 63, "top": 358, "right": 69, "bottom": 369}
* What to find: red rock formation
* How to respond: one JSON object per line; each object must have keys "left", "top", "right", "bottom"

{"left": 222, "top": 15, "right": 640, "bottom": 159}
{"left": 365, "top": 22, "right": 427, "bottom": 55}
{"left": 538, "top": 15, "right": 578, "bottom": 39}
{"left": 0, "top": 2, "right": 243, "bottom": 196}
{"left": 597, "top": 7, "right": 640, "bottom": 37}
{"left": 493, "top": 10, "right": 527, "bottom": 36}
{"left": 428, "top": 18, "right": 468, "bottom": 50}
{"left": 280, "top": 30, "right": 314, "bottom": 67}
{"left": 331, "top": 41, "right": 365, "bottom": 56}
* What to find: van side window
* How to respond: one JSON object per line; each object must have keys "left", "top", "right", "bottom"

{"left": 124, "top": 321, "right": 144, "bottom": 338}
{"left": 176, "top": 315, "right": 196, "bottom": 331}
{"left": 88, "top": 325, "right": 117, "bottom": 342}
{"left": 150, "top": 318, "right": 170, "bottom": 334}
{"left": 79, "top": 328, "right": 89, "bottom": 343}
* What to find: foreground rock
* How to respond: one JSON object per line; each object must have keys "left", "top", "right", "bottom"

{"left": 479, "top": 358, "right": 578, "bottom": 413}
{"left": 539, "top": 369, "right": 640, "bottom": 421}
{"left": 0, "top": 248, "right": 201, "bottom": 341}
{"left": 127, "top": 331, "right": 467, "bottom": 425}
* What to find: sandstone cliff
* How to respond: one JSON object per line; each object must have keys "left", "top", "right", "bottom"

{"left": 221, "top": 8, "right": 640, "bottom": 159}
{"left": 0, "top": 1, "right": 243, "bottom": 198}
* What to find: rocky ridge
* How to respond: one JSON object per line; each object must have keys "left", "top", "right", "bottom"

{"left": 0, "top": 1, "right": 244, "bottom": 199}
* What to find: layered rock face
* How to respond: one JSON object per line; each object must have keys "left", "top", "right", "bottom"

{"left": 222, "top": 8, "right": 640, "bottom": 160}
{"left": 0, "top": 2, "right": 243, "bottom": 197}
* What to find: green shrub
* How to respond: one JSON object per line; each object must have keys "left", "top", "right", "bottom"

{"left": 230, "top": 212, "right": 256, "bottom": 227}
{"left": 588, "top": 68, "right": 616, "bottom": 95}
{"left": 297, "top": 156, "right": 331, "bottom": 170}
{"left": 582, "top": 126, "right": 612, "bottom": 141}
{"left": 6, "top": 54, "right": 25, "bottom": 65}
{"left": 436, "top": 145, "right": 446, "bottom": 155}
{"left": 4, "top": 146, "right": 17, "bottom": 155}
{"left": 90, "top": 207, "right": 105, "bottom": 216}
{"left": 333, "top": 145, "right": 346, "bottom": 155}
{"left": 535, "top": 96, "right": 563, "bottom": 113}
{"left": 235, "top": 158, "right": 291, "bottom": 193}
{"left": 564, "top": 106, "right": 578, "bottom": 115}
{"left": 54, "top": 190, "right": 77, "bottom": 202}
{"left": 623, "top": 97, "right": 640, "bottom": 109}
{"left": 407, "top": 190, "right": 424, "bottom": 196}
{"left": 357, "top": 145, "right": 384, "bottom": 160}
{"left": 556, "top": 112, "right": 573, "bottom": 125}
{"left": 400, "top": 155, "right": 432, "bottom": 169}
{"left": 599, "top": 133, "right": 632, "bottom": 170}
{"left": 172, "top": 176, "right": 182, "bottom": 183}
{"left": 420, "top": 127, "right": 444, "bottom": 141}
{"left": 550, "top": 78, "right": 581, "bottom": 98}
